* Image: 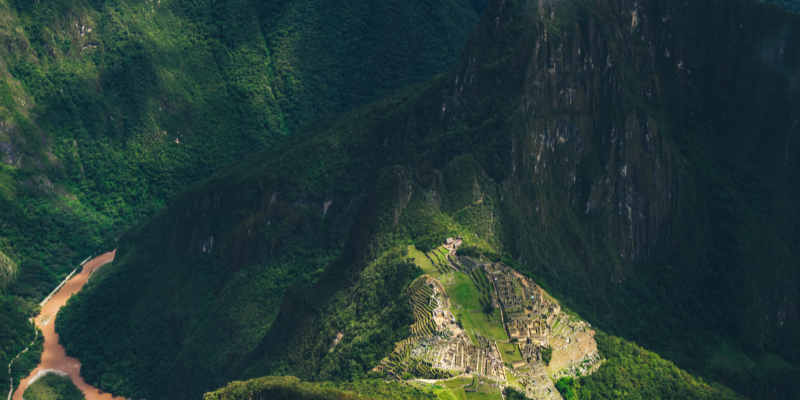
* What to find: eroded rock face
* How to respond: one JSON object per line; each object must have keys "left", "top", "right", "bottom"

{"left": 439, "top": 0, "right": 686, "bottom": 264}
{"left": 1, "top": 141, "right": 17, "bottom": 165}
{"left": 0, "top": 251, "right": 17, "bottom": 290}
{"left": 434, "top": 1, "right": 800, "bottom": 396}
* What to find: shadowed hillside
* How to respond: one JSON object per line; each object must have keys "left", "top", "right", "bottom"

{"left": 762, "top": 0, "right": 800, "bottom": 13}
{"left": 58, "top": 0, "right": 800, "bottom": 399}
{"left": 204, "top": 376, "right": 436, "bottom": 400}
{"left": 0, "top": 0, "right": 489, "bottom": 395}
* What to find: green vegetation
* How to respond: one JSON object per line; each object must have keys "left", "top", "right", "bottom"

{"left": 421, "top": 377, "right": 502, "bottom": 400}
{"left": 23, "top": 373, "right": 85, "bottom": 400}
{"left": 409, "top": 245, "right": 440, "bottom": 278}
{"left": 496, "top": 342, "right": 523, "bottom": 366}
{"left": 541, "top": 346, "right": 553, "bottom": 367}
{"left": 448, "top": 273, "right": 507, "bottom": 344}
{"left": 4, "top": 325, "right": 44, "bottom": 397}
{"left": 204, "top": 376, "right": 436, "bottom": 400}
{"left": 503, "top": 388, "right": 527, "bottom": 400}
{"left": 0, "top": 0, "right": 488, "bottom": 394}
{"left": 482, "top": 303, "right": 494, "bottom": 317}
{"left": 381, "top": 341, "right": 453, "bottom": 382}
{"left": 762, "top": 0, "right": 800, "bottom": 13}
{"left": 426, "top": 249, "right": 454, "bottom": 276}
{"left": 52, "top": 0, "right": 800, "bottom": 400}
{"left": 553, "top": 333, "right": 745, "bottom": 400}
{"left": 408, "top": 279, "right": 438, "bottom": 339}
{"left": 555, "top": 378, "right": 577, "bottom": 400}
{"left": 473, "top": 268, "right": 490, "bottom": 289}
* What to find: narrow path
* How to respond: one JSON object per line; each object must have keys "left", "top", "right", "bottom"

{"left": 11, "top": 251, "right": 117, "bottom": 400}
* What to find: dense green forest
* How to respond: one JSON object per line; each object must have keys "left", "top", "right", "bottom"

{"left": 204, "top": 376, "right": 436, "bottom": 400}
{"left": 763, "top": 0, "right": 800, "bottom": 13}
{"left": 56, "top": 1, "right": 800, "bottom": 399}
{"left": 553, "top": 333, "right": 746, "bottom": 400}
{"left": 23, "top": 372, "right": 85, "bottom": 400}
{"left": 0, "top": 0, "right": 488, "bottom": 395}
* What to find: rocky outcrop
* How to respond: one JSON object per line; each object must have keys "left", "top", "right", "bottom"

{"left": 0, "top": 251, "right": 16, "bottom": 291}
{"left": 0, "top": 141, "right": 17, "bottom": 166}
{"left": 435, "top": 1, "right": 800, "bottom": 398}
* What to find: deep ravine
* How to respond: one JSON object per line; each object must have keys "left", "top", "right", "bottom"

{"left": 11, "top": 252, "right": 116, "bottom": 400}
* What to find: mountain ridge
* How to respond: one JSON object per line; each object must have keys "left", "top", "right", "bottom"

{"left": 0, "top": 0, "right": 490, "bottom": 395}
{"left": 56, "top": 0, "right": 800, "bottom": 399}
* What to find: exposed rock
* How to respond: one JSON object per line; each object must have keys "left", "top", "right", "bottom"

{"left": 20, "top": 175, "right": 56, "bottom": 195}
{"left": 0, "top": 251, "right": 17, "bottom": 290}
{"left": 202, "top": 236, "right": 214, "bottom": 253}
{"left": 0, "top": 141, "right": 17, "bottom": 165}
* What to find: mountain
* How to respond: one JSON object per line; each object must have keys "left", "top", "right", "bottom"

{"left": 56, "top": 0, "right": 800, "bottom": 399}
{"left": 0, "top": 0, "right": 488, "bottom": 395}
{"left": 205, "top": 336, "right": 745, "bottom": 400}
{"left": 204, "top": 376, "right": 437, "bottom": 400}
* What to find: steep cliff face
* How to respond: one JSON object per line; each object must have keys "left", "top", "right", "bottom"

{"left": 0, "top": 251, "right": 16, "bottom": 290}
{"left": 442, "top": 0, "right": 800, "bottom": 395}
{"left": 467, "top": 0, "right": 683, "bottom": 263}
{"left": 58, "top": 0, "right": 800, "bottom": 399}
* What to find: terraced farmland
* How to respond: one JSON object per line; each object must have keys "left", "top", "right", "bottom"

{"left": 409, "top": 245, "right": 443, "bottom": 277}
{"left": 374, "top": 277, "right": 454, "bottom": 380}
{"left": 388, "top": 242, "right": 600, "bottom": 400}
{"left": 546, "top": 316, "right": 600, "bottom": 380}
{"left": 379, "top": 340, "right": 453, "bottom": 380}
{"left": 409, "top": 279, "right": 438, "bottom": 338}
{"left": 425, "top": 246, "right": 456, "bottom": 274}
{"left": 448, "top": 273, "right": 507, "bottom": 344}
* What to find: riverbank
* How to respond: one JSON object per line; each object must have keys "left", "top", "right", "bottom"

{"left": 11, "top": 251, "right": 117, "bottom": 400}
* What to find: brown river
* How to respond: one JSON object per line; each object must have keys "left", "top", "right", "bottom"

{"left": 12, "top": 251, "right": 118, "bottom": 400}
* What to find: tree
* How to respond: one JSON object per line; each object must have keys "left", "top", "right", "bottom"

{"left": 555, "top": 377, "right": 577, "bottom": 400}
{"left": 504, "top": 387, "right": 527, "bottom": 400}
{"left": 541, "top": 346, "right": 553, "bottom": 366}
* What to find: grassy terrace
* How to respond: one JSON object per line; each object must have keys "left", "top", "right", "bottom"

{"left": 428, "top": 247, "right": 455, "bottom": 274}
{"left": 504, "top": 369, "right": 523, "bottom": 390}
{"left": 409, "top": 244, "right": 442, "bottom": 278}
{"left": 433, "top": 247, "right": 450, "bottom": 263}
{"left": 447, "top": 273, "right": 508, "bottom": 345}
{"left": 496, "top": 342, "right": 524, "bottom": 366}
{"left": 411, "top": 377, "right": 504, "bottom": 400}
{"left": 457, "top": 376, "right": 504, "bottom": 400}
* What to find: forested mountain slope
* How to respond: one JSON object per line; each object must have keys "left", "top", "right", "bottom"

{"left": 58, "top": 0, "right": 800, "bottom": 399}
{"left": 0, "top": 0, "right": 488, "bottom": 395}
{"left": 204, "top": 376, "right": 437, "bottom": 400}
{"left": 763, "top": 0, "right": 800, "bottom": 13}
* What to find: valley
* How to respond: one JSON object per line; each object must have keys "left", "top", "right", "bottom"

{"left": 0, "top": 1, "right": 488, "bottom": 394}
{"left": 375, "top": 242, "right": 601, "bottom": 400}
{"left": 10, "top": 252, "right": 116, "bottom": 400}
{"left": 1, "top": 0, "right": 798, "bottom": 399}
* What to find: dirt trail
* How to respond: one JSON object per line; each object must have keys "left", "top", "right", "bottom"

{"left": 12, "top": 251, "right": 117, "bottom": 400}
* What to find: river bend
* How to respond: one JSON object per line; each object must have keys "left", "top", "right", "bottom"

{"left": 12, "top": 251, "right": 117, "bottom": 400}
